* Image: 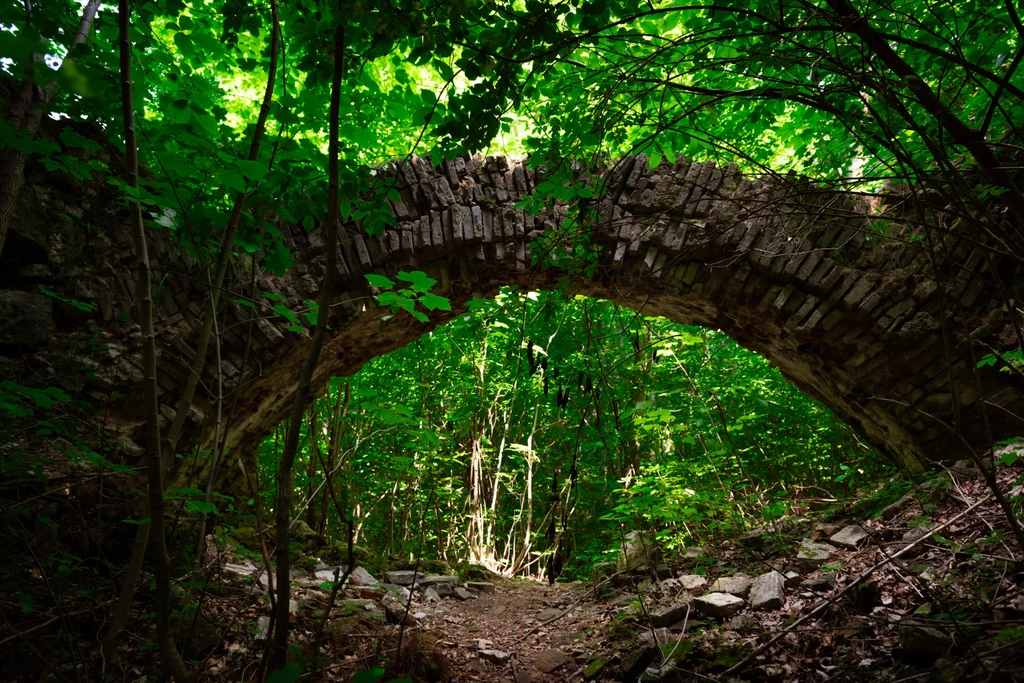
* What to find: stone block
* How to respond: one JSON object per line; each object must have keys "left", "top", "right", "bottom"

{"left": 693, "top": 592, "right": 745, "bottom": 618}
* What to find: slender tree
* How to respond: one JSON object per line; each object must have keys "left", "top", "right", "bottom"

{"left": 117, "top": 0, "right": 189, "bottom": 679}
{"left": 268, "top": 12, "right": 346, "bottom": 672}
{"left": 102, "top": 1, "right": 282, "bottom": 658}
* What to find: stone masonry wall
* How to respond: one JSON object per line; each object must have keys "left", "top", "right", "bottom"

{"left": 2, "top": 132, "right": 1023, "bottom": 490}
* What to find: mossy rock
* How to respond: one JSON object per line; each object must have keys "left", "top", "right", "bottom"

{"left": 464, "top": 563, "right": 500, "bottom": 581}
{"left": 292, "top": 519, "right": 324, "bottom": 545}
{"left": 420, "top": 559, "right": 452, "bottom": 574}
{"left": 661, "top": 638, "right": 693, "bottom": 663}
{"left": 583, "top": 657, "right": 607, "bottom": 680}
{"left": 319, "top": 542, "right": 380, "bottom": 571}
{"left": 229, "top": 526, "right": 262, "bottom": 552}
{"left": 605, "top": 614, "right": 637, "bottom": 642}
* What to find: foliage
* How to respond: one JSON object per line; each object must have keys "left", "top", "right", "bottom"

{"left": 3, "top": 0, "right": 1022, "bottom": 677}
{"left": 366, "top": 271, "right": 452, "bottom": 323}
{"left": 255, "top": 289, "right": 887, "bottom": 578}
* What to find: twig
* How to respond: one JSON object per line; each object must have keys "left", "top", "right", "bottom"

{"left": 724, "top": 494, "right": 993, "bottom": 676}
{"left": 0, "top": 599, "right": 114, "bottom": 646}
{"left": 0, "top": 606, "right": 74, "bottom": 683}
{"left": 311, "top": 517, "right": 354, "bottom": 680}
{"left": 240, "top": 459, "right": 277, "bottom": 611}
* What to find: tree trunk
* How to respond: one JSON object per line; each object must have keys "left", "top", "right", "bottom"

{"left": 102, "top": 2, "right": 280, "bottom": 658}
{"left": 268, "top": 18, "right": 345, "bottom": 673}
{"left": 306, "top": 405, "right": 320, "bottom": 531}
{"left": 117, "top": 1, "right": 190, "bottom": 679}
{"left": 163, "top": 0, "right": 281, "bottom": 471}
{"left": 0, "top": 0, "right": 100, "bottom": 256}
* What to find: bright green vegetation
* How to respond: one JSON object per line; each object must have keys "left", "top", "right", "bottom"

{"left": 3, "top": 0, "right": 1022, "bottom": 258}
{"left": 256, "top": 288, "right": 884, "bottom": 579}
{"left": 2, "top": 0, "right": 1023, "bottom": 679}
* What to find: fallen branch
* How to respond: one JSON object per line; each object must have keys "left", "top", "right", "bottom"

{"left": 0, "top": 599, "right": 113, "bottom": 647}
{"left": 723, "top": 494, "right": 992, "bottom": 677}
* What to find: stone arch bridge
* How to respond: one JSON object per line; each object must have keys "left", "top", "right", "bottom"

{"left": 3, "top": 148, "right": 1023, "bottom": 485}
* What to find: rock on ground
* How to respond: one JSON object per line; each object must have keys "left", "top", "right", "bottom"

{"left": 881, "top": 494, "right": 914, "bottom": 520}
{"left": 659, "top": 575, "right": 706, "bottom": 595}
{"left": 254, "top": 615, "right": 270, "bottom": 643}
{"left": 534, "top": 648, "right": 571, "bottom": 673}
{"left": 709, "top": 575, "right": 752, "bottom": 598}
{"left": 679, "top": 547, "right": 708, "bottom": 566}
{"left": 619, "top": 646, "right": 658, "bottom": 680}
{"left": 638, "top": 627, "right": 673, "bottom": 648}
{"left": 899, "top": 624, "right": 953, "bottom": 661}
{"left": 381, "top": 594, "right": 419, "bottom": 625}
{"left": 899, "top": 526, "right": 931, "bottom": 556}
{"left": 314, "top": 565, "right": 377, "bottom": 585}
{"left": 794, "top": 540, "right": 833, "bottom": 572}
{"left": 829, "top": 525, "right": 869, "bottom": 550}
{"left": 804, "top": 574, "right": 837, "bottom": 592}
{"left": 651, "top": 601, "right": 693, "bottom": 627}
{"left": 349, "top": 566, "right": 378, "bottom": 585}
{"left": 384, "top": 570, "right": 419, "bottom": 585}
{"left": 693, "top": 592, "right": 745, "bottom": 618}
{"left": 584, "top": 657, "right": 608, "bottom": 680}
{"left": 480, "top": 649, "right": 510, "bottom": 664}
{"left": 728, "top": 614, "right": 758, "bottom": 633}
{"left": 537, "top": 607, "right": 562, "bottom": 621}
{"left": 749, "top": 571, "right": 786, "bottom": 611}
{"left": 739, "top": 527, "right": 768, "bottom": 546}
{"left": 432, "top": 582, "right": 454, "bottom": 597}
{"left": 419, "top": 574, "right": 459, "bottom": 585}
{"left": 468, "top": 581, "right": 496, "bottom": 593}
{"left": 617, "top": 530, "right": 661, "bottom": 570}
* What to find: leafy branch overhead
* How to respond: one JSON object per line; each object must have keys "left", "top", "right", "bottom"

{"left": 366, "top": 271, "right": 452, "bottom": 323}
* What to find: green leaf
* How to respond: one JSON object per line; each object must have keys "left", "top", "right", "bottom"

{"left": 237, "top": 160, "right": 268, "bottom": 182}
{"left": 185, "top": 500, "right": 218, "bottom": 515}
{"left": 266, "top": 241, "right": 294, "bottom": 276}
{"left": 268, "top": 663, "right": 303, "bottom": 683}
{"left": 59, "top": 128, "right": 101, "bottom": 152}
{"left": 272, "top": 304, "right": 300, "bottom": 324}
{"left": 16, "top": 593, "right": 35, "bottom": 614}
{"left": 420, "top": 293, "right": 451, "bottom": 311}
{"left": 366, "top": 274, "right": 395, "bottom": 289}
{"left": 997, "top": 450, "right": 1020, "bottom": 467}
{"left": 352, "top": 667, "right": 385, "bottom": 683}
{"left": 378, "top": 291, "right": 415, "bottom": 313}
{"left": 396, "top": 270, "right": 437, "bottom": 294}
{"left": 303, "top": 301, "right": 319, "bottom": 326}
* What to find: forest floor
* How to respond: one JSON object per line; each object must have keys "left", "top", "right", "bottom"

{"left": 224, "top": 452, "right": 1024, "bottom": 682}
{"left": 5, "top": 454, "right": 1024, "bottom": 682}
{"left": 418, "top": 579, "right": 616, "bottom": 682}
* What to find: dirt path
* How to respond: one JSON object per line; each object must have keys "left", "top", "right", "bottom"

{"left": 418, "top": 580, "right": 609, "bottom": 681}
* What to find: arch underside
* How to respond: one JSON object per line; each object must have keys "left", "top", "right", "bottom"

{"left": 9, "top": 152, "right": 1023, "bottom": 487}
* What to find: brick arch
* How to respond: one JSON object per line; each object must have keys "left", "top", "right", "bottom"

{"left": 155, "top": 153, "right": 1021, "bottom": 485}
{"left": 7, "top": 149, "right": 1021, "bottom": 487}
